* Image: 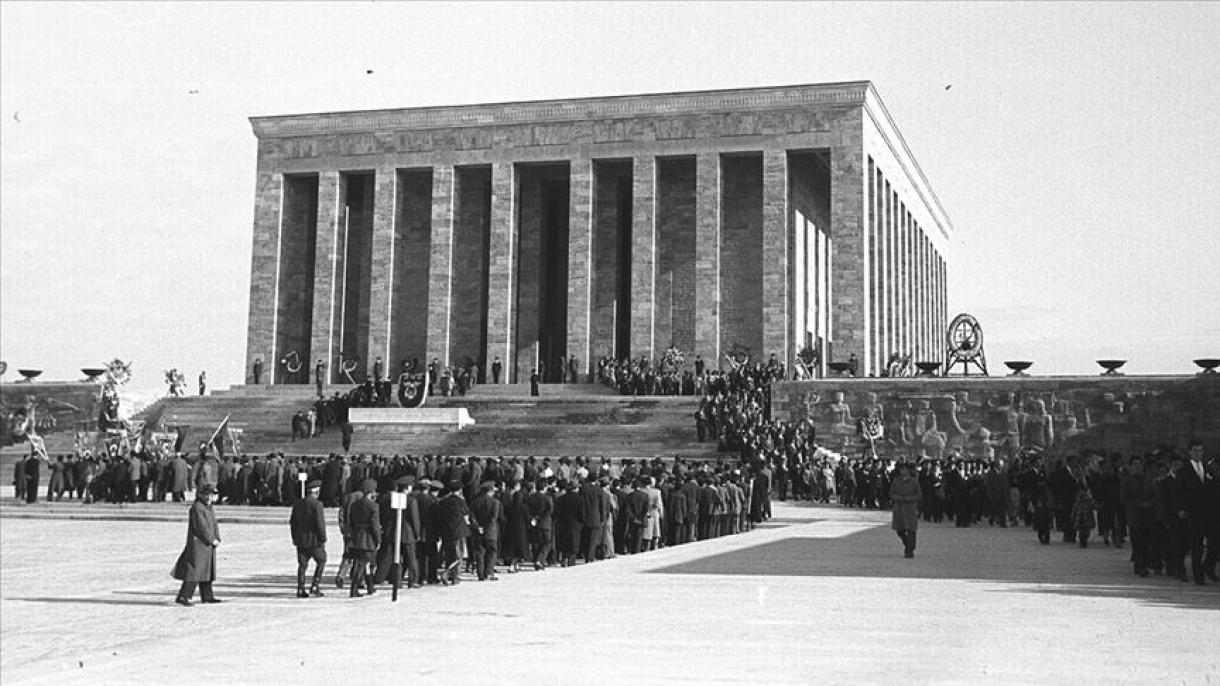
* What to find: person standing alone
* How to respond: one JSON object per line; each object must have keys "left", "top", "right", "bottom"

{"left": 890, "top": 462, "right": 922, "bottom": 558}
{"left": 172, "top": 484, "right": 222, "bottom": 606}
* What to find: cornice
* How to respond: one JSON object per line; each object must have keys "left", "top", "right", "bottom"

{"left": 250, "top": 82, "right": 871, "bottom": 138}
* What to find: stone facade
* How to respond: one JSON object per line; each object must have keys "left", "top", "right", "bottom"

{"left": 244, "top": 82, "right": 953, "bottom": 384}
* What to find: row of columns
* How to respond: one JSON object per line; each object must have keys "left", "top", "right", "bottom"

{"left": 253, "top": 148, "right": 860, "bottom": 384}
{"left": 869, "top": 159, "right": 947, "bottom": 374}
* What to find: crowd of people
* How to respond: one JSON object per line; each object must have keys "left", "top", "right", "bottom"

{"left": 162, "top": 451, "right": 778, "bottom": 602}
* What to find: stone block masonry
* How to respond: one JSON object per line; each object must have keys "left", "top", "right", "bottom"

{"left": 246, "top": 82, "right": 954, "bottom": 382}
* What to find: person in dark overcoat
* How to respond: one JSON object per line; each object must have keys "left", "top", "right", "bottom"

{"left": 168, "top": 453, "right": 190, "bottom": 502}
{"left": 524, "top": 481, "right": 553, "bottom": 569}
{"left": 578, "top": 477, "right": 609, "bottom": 562}
{"left": 469, "top": 481, "right": 503, "bottom": 581}
{"left": 666, "top": 481, "right": 690, "bottom": 546}
{"left": 554, "top": 481, "right": 582, "bottom": 566}
{"left": 413, "top": 479, "right": 440, "bottom": 585}
{"left": 173, "top": 484, "right": 221, "bottom": 606}
{"left": 289, "top": 480, "right": 328, "bottom": 597}
{"left": 347, "top": 479, "right": 381, "bottom": 597}
{"left": 434, "top": 480, "right": 471, "bottom": 585}
{"left": 889, "top": 462, "right": 923, "bottom": 558}
{"left": 503, "top": 481, "right": 531, "bottom": 572}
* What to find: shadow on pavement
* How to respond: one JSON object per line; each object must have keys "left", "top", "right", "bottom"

{"left": 648, "top": 527, "right": 1220, "bottom": 612}
{"left": 12, "top": 596, "right": 170, "bottom": 607}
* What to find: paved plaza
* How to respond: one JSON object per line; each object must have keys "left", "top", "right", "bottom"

{"left": 1, "top": 498, "right": 1216, "bottom": 685}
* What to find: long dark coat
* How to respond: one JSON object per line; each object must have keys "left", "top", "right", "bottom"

{"left": 348, "top": 496, "right": 382, "bottom": 553}
{"left": 172, "top": 499, "right": 219, "bottom": 582}
{"left": 554, "top": 490, "right": 583, "bottom": 554}
{"left": 289, "top": 496, "right": 328, "bottom": 549}
{"left": 169, "top": 457, "right": 190, "bottom": 493}
{"left": 503, "top": 490, "right": 531, "bottom": 558}
{"left": 889, "top": 475, "right": 922, "bottom": 531}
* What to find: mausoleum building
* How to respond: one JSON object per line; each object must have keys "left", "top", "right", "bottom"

{"left": 243, "top": 82, "right": 953, "bottom": 384}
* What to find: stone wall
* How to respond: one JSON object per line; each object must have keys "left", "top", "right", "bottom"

{"left": 275, "top": 175, "right": 318, "bottom": 382}
{"left": 340, "top": 174, "right": 375, "bottom": 380}
{"left": 720, "top": 155, "right": 763, "bottom": 361}
{"left": 450, "top": 167, "right": 491, "bottom": 370}
{"left": 591, "top": 162, "right": 631, "bottom": 360}
{"left": 656, "top": 157, "right": 697, "bottom": 354}
{"left": 389, "top": 170, "right": 432, "bottom": 371}
{"left": 771, "top": 375, "right": 1220, "bottom": 462}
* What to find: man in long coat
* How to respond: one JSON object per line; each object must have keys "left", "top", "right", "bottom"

{"left": 890, "top": 462, "right": 923, "bottom": 558}
{"left": 434, "top": 480, "right": 471, "bottom": 585}
{"left": 289, "top": 480, "right": 328, "bottom": 597}
{"left": 469, "top": 481, "right": 503, "bottom": 581}
{"left": 555, "top": 481, "right": 582, "bottom": 567}
{"left": 578, "top": 476, "right": 610, "bottom": 562}
{"left": 173, "top": 484, "right": 221, "bottom": 605}
{"left": 524, "top": 481, "right": 554, "bottom": 569}
{"left": 346, "top": 479, "right": 381, "bottom": 597}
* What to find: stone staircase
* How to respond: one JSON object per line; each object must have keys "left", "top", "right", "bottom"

{"left": 138, "top": 383, "right": 714, "bottom": 460}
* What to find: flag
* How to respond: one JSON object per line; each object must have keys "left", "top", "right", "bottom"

{"left": 207, "top": 414, "right": 230, "bottom": 448}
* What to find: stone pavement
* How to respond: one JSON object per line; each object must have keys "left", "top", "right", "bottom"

{"left": 1, "top": 499, "right": 1216, "bottom": 685}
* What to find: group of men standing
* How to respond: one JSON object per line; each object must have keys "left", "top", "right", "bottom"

{"left": 275, "top": 457, "right": 776, "bottom": 599}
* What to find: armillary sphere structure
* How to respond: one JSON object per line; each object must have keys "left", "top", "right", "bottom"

{"left": 944, "top": 313, "right": 988, "bottom": 376}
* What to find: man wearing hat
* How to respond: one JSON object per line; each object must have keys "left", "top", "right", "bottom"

{"left": 347, "top": 479, "right": 381, "bottom": 597}
{"left": 172, "top": 484, "right": 222, "bottom": 606}
{"left": 434, "top": 480, "right": 471, "bottom": 585}
{"left": 289, "top": 480, "right": 328, "bottom": 598}
{"left": 372, "top": 476, "right": 421, "bottom": 588}
{"left": 469, "top": 481, "right": 503, "bottom": 581}
{"left": 413, "top": 479, "right": 440, "bottom": 585}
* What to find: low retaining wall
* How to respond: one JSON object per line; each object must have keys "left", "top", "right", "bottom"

{"left": 771, "top": 374, "right": 1220, "bottom": 461}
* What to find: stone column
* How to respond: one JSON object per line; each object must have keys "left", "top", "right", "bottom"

{"left": 630, "top": 155, "right": 656, "bottom": 362}
{"left": 245, "top": 171, "right": 281, "bottom": 384}
{"left": 426, "top": 165, "right": 455, "bottom": 366}
{"left": 366, "top": 166, "right": 398, "bottom": 375}
{"left": 485, "top": 162, "right": 516, "bottom": 383}
{"left": 309, "top": 171, "right": 342, "bottom": 386}
{"left": 566, "top": 158, "right": 593, "bottom": 380}
{"left": 761, "top": 149, "right": 790, "bottom": 367}
{"left": 694, "top": 153, "right": 721, "bottom": 368}
{"left": 829, "top": 130, "right": 868, "bottom": 372}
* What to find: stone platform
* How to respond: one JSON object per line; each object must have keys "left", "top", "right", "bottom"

{"left": 1, "top": 499, "right": 1215, "bottom": 684}
{"left": 348, "top": 407, "right": 475, "bottom": 428}
{"left": 138, "top": 385, "right": 711, "bottom": 459}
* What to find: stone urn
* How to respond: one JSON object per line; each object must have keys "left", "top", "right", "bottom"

{"left": 1194, "top": 358, "right": 1220, "bottom": 375}
{"left": 1096, "top": 359, "right": 1126, "bottom": 376}
{"left": 81, "top": 367, "right": 108, "bottom": 383}
{"left": 915, "top": 361, "right": 941, "bottom": 377}
{"left": 1003, "top": 361, "right": 1032, "bottom": 377}
{"left": 17, "top": 368, "right": 42, "bottom": 383}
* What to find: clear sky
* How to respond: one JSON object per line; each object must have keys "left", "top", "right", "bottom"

{"left": 2, "top": 1, "right": 1217, "bottom": 399}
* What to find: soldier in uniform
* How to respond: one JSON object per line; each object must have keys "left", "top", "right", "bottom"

{"left": 335, "top": 483, "right": 365, "bottom": 587}
{"left": 289, "top": 480, "right": 327, "bottom": 597}
{"left": 347, "top": 479, "right": 381, "bottom": 597}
